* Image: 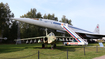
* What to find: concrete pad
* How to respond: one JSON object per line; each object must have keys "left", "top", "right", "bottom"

{"left": 93, "top": 55, "right": 105, "bottom": 59}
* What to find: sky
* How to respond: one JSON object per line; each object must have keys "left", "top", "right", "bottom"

{"left": 1, "top": 0, "right": 105, "bottom": 34}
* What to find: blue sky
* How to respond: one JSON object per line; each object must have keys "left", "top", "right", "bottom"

{"left": 1, "top": 0, "right": 105, "bottom": 34}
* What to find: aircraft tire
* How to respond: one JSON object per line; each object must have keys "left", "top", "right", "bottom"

{"left": 54, "top": 44, "right": 56, "bottom": 48}
{"left": 42, "top": 44, "right": 45, "bottom": 48}
{"left": 65, "top": 44, "right": 67, "bottom": 46}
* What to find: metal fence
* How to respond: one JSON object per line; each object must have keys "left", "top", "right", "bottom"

{"left": 0, "top": 45, "right": 101, "bottom": 59}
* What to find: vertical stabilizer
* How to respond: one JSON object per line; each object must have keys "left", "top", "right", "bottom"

{"left": 94, "top": 24, "right": 100, "bottom": 34}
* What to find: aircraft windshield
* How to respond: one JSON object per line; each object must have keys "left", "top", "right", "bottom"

{"left": 52, "top": 33, "right": 55, "bottom": 36}
{"left": 49, "top": 32, "right": 55, "bottom": 36}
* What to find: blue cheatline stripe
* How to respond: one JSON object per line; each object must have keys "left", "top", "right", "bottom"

{"left": 53, "top": 22, "right": 61, "bottom": 25}
{"left": 68, "top": 25, "right": 93, "bottom": 33}
{"left": 63, "top": 26, "right": 81, "bottom": 42}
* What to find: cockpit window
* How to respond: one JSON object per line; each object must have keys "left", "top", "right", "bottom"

{"left": 51, "top": 33, "right": 55, "bottom": 36}
{"left": 52, "top": 33, "right": 54, "bottom": 36}
{"left": 49, "top": 34, "right": 51, "bottom": 36}
{"left": 49, "top": 32, "right": 55, "bottom": 36}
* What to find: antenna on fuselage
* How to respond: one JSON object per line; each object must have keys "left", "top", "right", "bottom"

{"left": 45, "top": 28, "right": 48, "bottom": 36}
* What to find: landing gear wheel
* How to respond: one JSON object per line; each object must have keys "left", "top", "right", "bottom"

{"left": 65, "top": 44, "right": 67, "bottom": 46}
{"left": 42, "top": 44, "right": 45, "bottom": 48}
{"left": 54, "top": 44, "right": 56, "bottom": 48}
{"left": 51, "top": 45, "right": 53, "bottom": 50}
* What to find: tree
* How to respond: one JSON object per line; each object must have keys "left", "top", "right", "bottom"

{"left": 0, "top": 2, "right": 15, "bottom": 43}
{"left": 20, "top": 8, "right": 45, "bottom": 38}
{"left": 68, "top": 19, "right": 72, "bottom": 25}
{"left": 36, "top": 12, "right": 42, "bottom": 18}
{"left": 43, "top": 13, "right": 58, "bottom": 21}
{"left": 61, "top": 15, "right": 67, "bottom": 23}
{"left": 43, "top": 14, "right": 47, "bottom": 19}
{"left": 60, "top": 15, "right": 72, "bottom": 25}
{"left": 0, "top": 2, "right": 14, "bottom": 27}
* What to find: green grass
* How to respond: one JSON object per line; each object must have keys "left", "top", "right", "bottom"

{"left": 0, "top": 43, "right": 105, "bottom": 59}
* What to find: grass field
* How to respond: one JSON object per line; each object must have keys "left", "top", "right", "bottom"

{"left": 0, "top": 43, "right": 105, "bottom": 59}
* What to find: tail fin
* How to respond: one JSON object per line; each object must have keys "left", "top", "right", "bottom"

{"left": 94, "top": 24, "right": 99, "bottom": 34}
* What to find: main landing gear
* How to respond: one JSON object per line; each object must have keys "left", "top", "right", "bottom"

{"left": 51, "top": 44, "right": 56, "bottom": 50}
{"left": 41, "top": 44, "right": 56, "bottom": 49}
{"left": 42, "top": 44, "right": 45, "bottom": 48}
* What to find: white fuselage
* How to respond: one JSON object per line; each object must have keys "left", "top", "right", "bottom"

{"left": 12, "top": 18, "right": 65, "bottom": 31}
{"left": 11, "top": 18, "right": 94, "bottom": 34}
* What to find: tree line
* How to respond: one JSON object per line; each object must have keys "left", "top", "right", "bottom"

{"left": 0, "top": 2, "right": 72, "bottom": 43}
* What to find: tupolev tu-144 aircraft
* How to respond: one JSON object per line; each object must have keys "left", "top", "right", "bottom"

{"left": 11, "top": 18, "right": 105, "bottom": 49}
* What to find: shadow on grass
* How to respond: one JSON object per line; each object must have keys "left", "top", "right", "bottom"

{"left": 27, "top": 45, "right": 84, "bottom": 52}
{"left": 0, "top": 48, "right": 24, "bottom": 53}
{"left": 0, "top": 44, "right": 84, "bottom": 54}
{"left": 0, "top": 44, "right": 34, "bottom": 54}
